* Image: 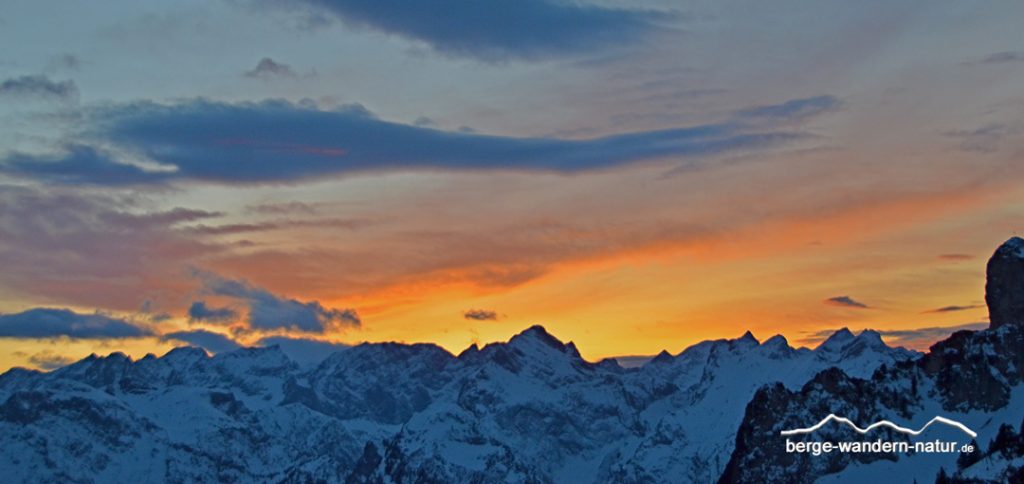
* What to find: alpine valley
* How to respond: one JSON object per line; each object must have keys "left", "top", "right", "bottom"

{"left": 3, "top": 238, "right": 1024, "bottom": 483}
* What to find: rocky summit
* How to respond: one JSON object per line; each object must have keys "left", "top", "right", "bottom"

{"left": 720, "top": 239, "right": 1024, "bottom": 483}
{"left": 986, "top": 236, "right": 1024, "bottom": 329}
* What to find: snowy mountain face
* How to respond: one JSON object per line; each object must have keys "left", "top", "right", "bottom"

{"left": 721, "top": 237, "right": 1024, "bottom": 484}
{"left": 11, "top": 237, "right": 1024, "bottom": 483}
{"left": 0, "top": 324, "right": 916, "bottom": 482}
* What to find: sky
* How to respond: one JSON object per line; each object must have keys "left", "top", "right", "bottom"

{"left": 1, "top": 0, "right": 1023, "bottom": 370}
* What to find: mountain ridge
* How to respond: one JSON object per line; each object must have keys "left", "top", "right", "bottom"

{"left": 0, "top": 322, "right": 916, "bottom": 483}
{"left": 3, "top": 237, "right": 1021, "bottom": 482}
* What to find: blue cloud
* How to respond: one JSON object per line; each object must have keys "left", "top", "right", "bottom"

{"left": 27, "top": 350, "right": 77, "bottom": 370}
{"left": 187, "top": 301, "right": 239, "bottom": 323}
{"left": 1, "top": 98, "right": 810, "bottom": 185}
{"left": 734, "top": 95, "right": 842, "bottom": 122}
{"left": 1, "top": 144, "right": 170, "bottom": 185}
{"left": 0, "top": 75, "right": 78, "bottom": 101}
{"left": 965, "top": 51, "right": 1024, "bottom": 65}
{"left": 162, "top": 329, "right": 242, "bottom": 354}
{"left": 295, "top": 0, "right": 670, "bottom": 61}
{"left": 195, "top": 270, "right": 361, "bottom": 333}
{"left": 824, "top": 295, "right": 869, "bottom": 309}
{"left": 0, "top": 308, "right": 152, "bottom": 339}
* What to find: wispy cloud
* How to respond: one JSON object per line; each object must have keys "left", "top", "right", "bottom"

{"left": 0, "top": 308, "right": 152, "bottom": 339}
{"left": 463, "top": 309, "right": 500, "bottom": 321}
{"left": 27, "top": 350, "right": 77, "bottom": 370}
{"left": 0, "top": 144, "right": 171, "bottom": 186}
{"left": 922, "top": 304, "right": 983, "bottom": 314}
{"left": 0, "top": 98, "right": 820, "bottom": 186}
{"left": 162, "top": 329, "right": 241, "bottom": 353}
{"left": 734, "top": 95, "right": 843, "bottom": 123}
{"left": 245, "top": 201, "right": 318, "bottom": 216}
{"left": 0, "top": 74, "right": 78, "bottom": 101}
{"left": 943, "top": 123, "right": 1017, "bottom": 153}
{"left": 964, "top": 51, "right": 1024, "bottom": 66}
{"left": 824, "top": 295, "right": 869, "bottom": 309}
{"left": 0, "top": 185, "right": 225, "bottom": 310}
{"left": 289, "top": 0, "right": 673, "bottom": 61}
{"left": 244, "top": 57, "right": 296, "bottom": 79}
{"left": 938, "top": 253, "right": 974, "bottom": 261}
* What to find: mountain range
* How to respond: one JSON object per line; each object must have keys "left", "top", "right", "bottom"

{"left": 2, "top": 237, "right": 1023, "bottom": 482}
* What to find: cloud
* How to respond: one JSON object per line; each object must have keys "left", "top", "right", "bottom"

{"left": 244, "top": 57, "right": 296, "bottom": 78}
{"left": 0, "top": 74, "right": 78, "bottom": 101}
{"left": 965, "top": 51, "right": 1024, "bottom": 65}
{"left": 463, "top": 309, "right": 500, "bottom": 321}
{"left": 938, "top": 253, "right": 974, "bottom": 261}
{"left": 256, "top": 335, "right": 348, "bottom": 367}
{"left": 943, "top": 123, "right": 1016, "bottom": 153}
{"left": 1, "top": 98, "right": 811, "bottom": 185}
{"left": 802, "top": 322, "right": 988, "bottom": 350}
{"left": 245, "top": 201, "right": 317, "bottom": 215}
{"left": 195, "top": 270, "right": 361, "bottom": 332}
{"left": 875, "top": 323, "right": 989, "bottom": 347}
{"left": 922, "top": 304, "right": 983, "bottom": 314}
{"left": 824, "top": 295, "right": 869, "bottom": 309}
{"left": 187, "top": 301, "right": 239, "bottom": 323}
{"left": 291, "top": 0, "right": 671, "bottom": 61}
{"left": 734, "top": 95, "right": 843, "bottom": 123}
{"left": 47, "top": 54, "right": 81, "bottom": 72}
{"left": 162, "top": 329, "right": 241, "bottom": 354}
{"left": 0, "top": 308, "right": 152, "bottom": 339}
{"left": 1, "top": 144, "right": 172, "bottom": 186}
{"left": 182, "top": 217, "right": 372, "bottom": 237}
{"left": 27, "top": 350, "right": 77, "bottom": 370}
{"left": 0, "top": 185, "right": 225, "bottom": 310}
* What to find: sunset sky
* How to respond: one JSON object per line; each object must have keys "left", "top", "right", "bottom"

{"left": 1, "top": 0, "right": 1023, "bottom": 370}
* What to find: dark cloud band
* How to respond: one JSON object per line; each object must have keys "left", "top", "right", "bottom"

{"left": 0, "top": 308, "right": 152, "bottom": 339}
{"left": 298, "top": 0, "right": 670, "bottom": 61}
{"left": 195, "top": 270, "right": 360, "bottom": 333}
{"left": 1, "top": 98, "right": 815, "bottom": 186}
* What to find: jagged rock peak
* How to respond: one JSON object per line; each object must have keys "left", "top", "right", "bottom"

{"left": 762, "top": 334, "right": 789, "bottom": 348}
{"left": 816, "top": 327, "right": 854, "bottom": 350}
{"left": 857, "top": 328, "right": 884, "bottom": 344}
{"left": 508, "top": 324, "right": 567, "bottom": 351}
{"left": 737, "top": 330, "right": 759, "bottom": 345}
{"left": 161, "top": 345, "right": 210, "bottom": 361}
{"left": 649, "top": 349, "right": 674, "bottom": 364}
{"left": 986, "top": 236, "right": 1024, "bottom": 329}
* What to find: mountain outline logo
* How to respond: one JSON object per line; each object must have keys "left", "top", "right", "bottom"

{"left": 779, "top": 414, "right": 977, "bottom": 438}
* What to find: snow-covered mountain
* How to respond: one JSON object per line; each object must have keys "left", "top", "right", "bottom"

{"left": 10, "top": 236, "right": 1024, "bottom": 483}
{"left": 720, "top": 237, "right": 1024, "bottom": 483}
{"left": 0, "top": 321, "right": 916, "bottom": 482}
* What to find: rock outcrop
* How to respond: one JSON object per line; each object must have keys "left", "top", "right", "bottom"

{"left": 986, "top": 236, "right": 1024, "bottom": 329}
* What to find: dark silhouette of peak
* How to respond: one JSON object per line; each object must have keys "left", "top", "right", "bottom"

{"left": 986, "top": 236, "right": 1024, "bottom": 329}
{"left": 508, "top": 324, "right": 567, "bottom": 351}
{"left": 649, "top": 349, "right": 674, "bottom": 364}
{"left": 737, "top": 330, "right": 759, "bottom": 345}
